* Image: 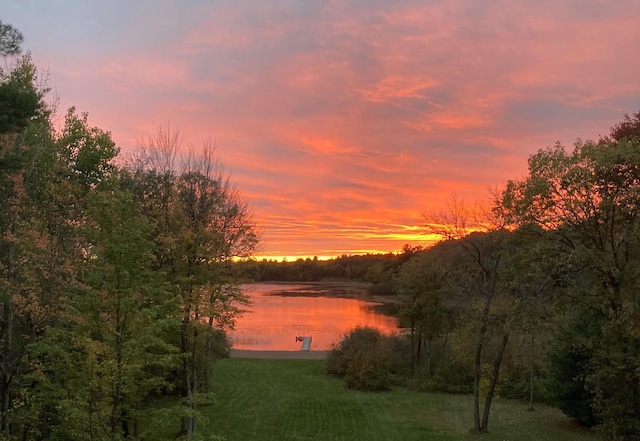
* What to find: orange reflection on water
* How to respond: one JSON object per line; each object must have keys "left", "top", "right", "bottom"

{"left": 230, "top": 284, "right": 399, "bottom": 351}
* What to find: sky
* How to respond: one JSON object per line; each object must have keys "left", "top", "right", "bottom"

{"left": 4, "top": 0, "right": 640, "bottom": 260}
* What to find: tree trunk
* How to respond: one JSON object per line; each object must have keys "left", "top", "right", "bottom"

{"left": 121, "top": 408, "right": 130, "bottom": 438}
{"left": 529, "top": 331, "right": 535, "bottom": 411}
{"left": 180, "top": 321, "right": 194, "bottom": 437}
{"left": 410, "top": 319, "right": 416, "bottom": 374}
{"left": 441, "top": 331, "right": 449, "bottom": 360}
{"left": 473, "top": 298, "right": 491, "bottom": 434}
{"left": 111, "top": 294, "right": 124, "bottom": 436}
{"left": 1, "top": 223, "right": 17, "bottom": 438}
{"left": 1, "top": 298, "right": 14, "bottom": 438}
{"left": 181, "top": 324, "right": 199, "bottom": 438}
{"left": 1, "top": 374, "right": 9, "bottom": 438}
{"left": 180, "top": 361, "right": 192, "bottom": 437}
{"left": 480, "top": 332, "right": 510, "bottom": 433}
{"left": 416, "top": 324, "right": 423, "bottom": 369}
{"left": 425, "top": 336, "right": 432, "bottom": 376}
{"left": 205, "top": 317, "right": 214, "bottom": 395}
{"left": 190, "top": 326, "right": 199, "bottom": 436}
{"left": 472, "top": 336, "right": 483, "bottom": 434}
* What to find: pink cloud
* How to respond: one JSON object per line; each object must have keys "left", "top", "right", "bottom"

{"left": 6, "top": 0, "right": 640, "bottom": 258}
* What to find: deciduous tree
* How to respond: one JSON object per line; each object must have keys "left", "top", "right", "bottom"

{"left": 126, "top": 126, "right": 258, "bottom": 438}
{"left": 0, "top": 21, "right": 23, "bottom": 57}
{"left": 423, "top": 199, "right": 519, "bottom": 434}
{"left": 396, "top": 241, "right": 455, "bottom": 375}
{"left": 500, "top": 133, "right": 640, "bottom": 439}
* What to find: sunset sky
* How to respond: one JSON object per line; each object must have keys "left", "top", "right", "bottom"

{"left": 5, "top": 1, "right": 640, "bottom": 260}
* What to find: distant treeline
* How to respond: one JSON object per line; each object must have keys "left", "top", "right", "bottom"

{"left": 234, "top": 246, "right": 423, "bottom": 294}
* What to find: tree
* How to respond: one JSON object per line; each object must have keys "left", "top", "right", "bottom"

{"left": 72, "top": 188, "right": 176, "bottom": 439}
{"left": 500, "top": 132, "right": 640, "bottom": 439}
{"left": 548, "top": 310, "right": 601, "bottom": 427}
{"left": 423, "top": 199, "right": 520, "bottom": 434}
{"left": 1, "top": 24, "right": 251, "bottom": 439}
{"left": 0, "top": 53, "right": 63, "bottom": 438}
{"left": 0, "top": 44, "right": 127, "bottom": 436}
{"left": 606, "top": 110, "right": 640, "bottom": 143}
{"left": 0, "top": 21, "right": 23, "bottom": 57}
{"left": 499, "top": 224, "right": 562, "bottom": 410}
{"left": 0, "top": 53, "right": 48, "bottom": 136}
{"left": 395, "top": 241, "right": 454, "bottom": 375}
{"left": 125, "top": 125, "right": 258, "bottom": 438}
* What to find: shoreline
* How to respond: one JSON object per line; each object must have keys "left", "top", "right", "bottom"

{"left": 229, "top": 349, "right": 328, "bottom": 360}
{"left": 242, "top": 280, "right": 401, "bottom": 304}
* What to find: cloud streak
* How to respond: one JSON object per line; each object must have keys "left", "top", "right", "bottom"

{"left": 5, "top": 0, "right": 640, "bottom": 259}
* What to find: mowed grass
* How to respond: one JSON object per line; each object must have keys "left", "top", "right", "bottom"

{"left": 188, "top": 358, "right": 599, "bottom": 441}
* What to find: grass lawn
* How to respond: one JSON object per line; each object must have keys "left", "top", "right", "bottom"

{"left": 161, "top": 358, "right": 599, "bottom": 441}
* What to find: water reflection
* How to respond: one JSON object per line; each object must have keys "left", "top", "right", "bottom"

{"left": 230, "top": 283, "right": 400, "bottom": 351}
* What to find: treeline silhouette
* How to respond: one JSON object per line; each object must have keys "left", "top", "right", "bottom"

{"left": 235, "top": 246, "right": 424, "bottom": 294}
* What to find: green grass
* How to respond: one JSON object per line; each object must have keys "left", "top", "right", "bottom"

{"left": 184, "top": 358, "right": 599, "bottom": 441}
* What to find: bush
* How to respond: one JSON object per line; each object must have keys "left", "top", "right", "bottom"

{"left": 548, "top": 316, "right": 601, "bottom": 428}
{"left": 415, "top": 360, "right": 474, "bottom": 394}
{"left": 368, "top": 280, "right": 395, "bottom": 296}
{"left": 326, "top": 327, "right": 401, "bottom": 391}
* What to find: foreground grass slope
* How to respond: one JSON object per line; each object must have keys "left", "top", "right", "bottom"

{"left": 187, "top": 358, "right": 598, "bottom": 441}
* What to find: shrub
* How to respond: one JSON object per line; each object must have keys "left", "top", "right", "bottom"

{"left": 368, "top": 280, "right": 395, "bottom": 296}
{"left": 420, "top": 361, "right": 474, "bottom": 394}
{"left": 548, "top": 316, "right": 601, "bottom": 428}
{"left": 326, "top": 326, "right": 399, "bottom": 391}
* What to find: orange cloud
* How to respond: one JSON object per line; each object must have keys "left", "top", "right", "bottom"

{"left": 359, "top": 76, "right": 439, "bottom": 103}
{"left": 7, "top": 0, "right": 640, "bottom": 260}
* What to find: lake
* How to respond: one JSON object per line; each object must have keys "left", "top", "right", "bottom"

{"left": 229, "top": 283, "right": 400, "bottom": 351}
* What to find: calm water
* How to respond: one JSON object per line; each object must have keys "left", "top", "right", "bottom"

{"left": 229, "top": 283, "right": 400, "bottom": 351}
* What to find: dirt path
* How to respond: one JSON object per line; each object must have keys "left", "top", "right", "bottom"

{"left": 229, "top": 349, "right": 328, "bottom": 360}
